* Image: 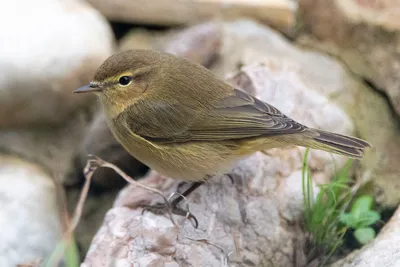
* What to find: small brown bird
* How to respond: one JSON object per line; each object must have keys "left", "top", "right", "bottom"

{"left": 74, "top": 50, "right": 370, "bottom": 224}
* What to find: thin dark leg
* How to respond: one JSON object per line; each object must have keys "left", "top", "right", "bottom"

{"left": 171, "top": 181, "right": 204, "bottom": 206}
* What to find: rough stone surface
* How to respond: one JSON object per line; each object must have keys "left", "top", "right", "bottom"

{"left": 83, "top": 157, "right": 310, "bottom": 267}
{"left": 332, "top": 206, "right": 400, "bottom": 267}
{"left": 297, "top": 0, "right": 400, "bottom": 116}
{"left": 81, "top": 53, "right": 356, "bottom": 266}
{"left": 212, "top": 19, "right": 400, "bottom": 206}
{"left": 0, "top": 156, "right": 62, "bottom": 267}
{"left": 87, "top": 0, "right": 297, "bottom": 32}
{"left": 0, "top": 0, "right": 115, "bottom": 127}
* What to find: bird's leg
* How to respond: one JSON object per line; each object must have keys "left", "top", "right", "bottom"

{"left": 177, "top": 181, "right": 189, "bottom": 194}
{"left": 171, "top": 181, "right": 204, "bottom": 206}
{"left": 142, "top": 181, "right": 204, "bottom": 228}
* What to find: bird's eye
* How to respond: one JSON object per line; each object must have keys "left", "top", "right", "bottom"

{"left": 118, "top": 76, "right": 132, "bottom": 86}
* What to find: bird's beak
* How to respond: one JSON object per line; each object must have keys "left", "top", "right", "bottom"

{"left": 73, "top": 83, "right": 102, "bottom": 93}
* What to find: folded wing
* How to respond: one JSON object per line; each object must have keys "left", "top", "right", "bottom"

{"left": 125, "top": 89, "right": 308, "bottom": 144}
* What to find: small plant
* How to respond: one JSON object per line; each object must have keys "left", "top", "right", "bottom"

{"left": 301, "top": 148, "right": 381, "bottom": 266}
{"left": 302, "top": 148, "right": 354, "bottom": 265}
{"left": 340, "top": 195, "right": 380, "bottom": 245}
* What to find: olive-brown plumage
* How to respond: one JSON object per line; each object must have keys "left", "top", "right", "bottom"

{"left": 74, "top": 49, "right": 370, "bottom": 181}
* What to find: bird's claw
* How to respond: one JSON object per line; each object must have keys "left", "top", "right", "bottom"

{"left": 225, "top": 173, "right": 235, "bottom": 184}
{"left": 141, "top": 201, "right": 199, "bottom": 228}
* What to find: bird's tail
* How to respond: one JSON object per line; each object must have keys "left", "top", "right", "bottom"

{"left": 303, "top": 129, "right": 371, "bottom": 159}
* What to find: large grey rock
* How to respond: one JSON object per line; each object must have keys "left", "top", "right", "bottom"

{"left": 86, "top": 0, "right": 297, "bottom": 33}
{"left": 0, "top": 0, "right": 115, "bottom": 128}
{"left": 82, "top": 154, "right": 311, "bottom": 267}
{"left": 0, "top": 156, "right": 62, "bottom": 267}
{"left": 0, "top": 112, "right": 89, "bottom": 185}
{"left": 0, "top": 2, "right": 115, "bottom": 262}
{"left": 297, "top": 0, "right": 400, "bottom": 117}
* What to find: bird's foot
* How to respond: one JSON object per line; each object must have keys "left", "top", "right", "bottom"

{"left": 142, "top": 181, "right": 204, "bottom": 228}
{"left": 141, "top": 199, "right": 198, "bottom": 228}
{"left": 225, "top": 173, "right": 235, "bottom": 184}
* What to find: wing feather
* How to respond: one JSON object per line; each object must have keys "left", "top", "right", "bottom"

{"left": 122, "top": 89, "right": 307, "bottom": 144}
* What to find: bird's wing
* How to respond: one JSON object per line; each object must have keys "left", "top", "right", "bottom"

{"left": 121, "top": 99, "right": 195, "bottom": 143}
{"left": 125, "top": 89, "right": 308, "bottom": 144}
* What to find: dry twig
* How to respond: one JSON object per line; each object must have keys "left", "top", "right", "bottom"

{"left": 85, "top": 155, "right": 180, "bottom": 228}
{"left": 16, "top": 259, "right": 41, "bottom": 267}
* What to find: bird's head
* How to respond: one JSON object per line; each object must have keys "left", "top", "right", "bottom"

{"left": 74, "top": 49, "right": 165, "bottom": 117}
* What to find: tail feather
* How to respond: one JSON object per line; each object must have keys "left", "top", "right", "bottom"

{"left": 306, "top": 129, "right": 371, "bottom": 159}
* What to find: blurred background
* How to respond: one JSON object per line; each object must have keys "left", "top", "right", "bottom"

{"left": 0, "top": 0, "right": 399, "bottom": 267}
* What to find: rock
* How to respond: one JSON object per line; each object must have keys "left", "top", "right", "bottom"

{"left": 82, "top": 155, "right": 309, "bottom": 267}
{"left": 0, "top": 155, "right": 62, "bottom": 267}
{"left": 296, "top": 0, "right": 400, "bottom": 116}
{"left": 0, "top": 0, "right": 115, "bottom": 128}
{"left": 86, "top": 0, "right": 297, "bottom": 33}
{"left": 332, "top": 207, "right": 400, "bottom": 267}
{"left": 211, "top": 19, "right": 400, "bottom": 206}
{"left": 119, "top": 29, "right": 162, "bottom": 52}
{"left": 120, "top": 22, "right": 223, "bottom": 68}
{"left": 82, "top": 54, "right": 357, "bottom": 267}
{"left": 161, "top": 22, "right": 222, "bottom": 68}
{"left": 0, "top": 113, "right": 90, "bottom": 185}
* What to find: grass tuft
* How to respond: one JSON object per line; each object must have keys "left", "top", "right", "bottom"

{"left": 302, "top": 148, "right": 355, "bottom": 266}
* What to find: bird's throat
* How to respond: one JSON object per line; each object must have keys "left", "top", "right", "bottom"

{"left": 99, "top": 94, "right": 133, "bottom": 119}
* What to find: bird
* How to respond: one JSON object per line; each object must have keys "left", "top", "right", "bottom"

{"left": 74, "top": 49, "right": 370, "bottom": 226}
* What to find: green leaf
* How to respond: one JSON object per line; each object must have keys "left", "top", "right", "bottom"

{"left": 65, "top": 237, "right": 80, "bottom": 267}
{"left": 351, "top": 195, "right": 373, "bottom": 216}
{"left": 340, "top": 213, "right": 356, "bottom": 227}
{"left": 340, "top": 210, "right": 380, "bottom": 229}
{"left": 354, "top": 227, "right": 376, "bottom": 245}
{"left": 355, "top": 211, "right": 381, "bottom": 228}
{"left": 43, "top": 236, "right": 80, "bottom": 267}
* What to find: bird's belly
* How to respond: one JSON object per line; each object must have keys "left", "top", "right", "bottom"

{"left": 141, "top": 143, "right": 239, "bottom": 181}
{"left": 114, "top": 132, "right": 240, "bottom": 181}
